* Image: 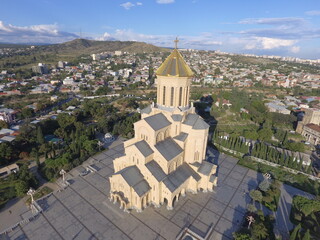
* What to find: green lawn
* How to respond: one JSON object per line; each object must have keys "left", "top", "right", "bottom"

{"left": 0, "top": 180, "right": 18, "bottom": 209}
{"left": 238, "top": 157, "right": 320, "bottom": 196}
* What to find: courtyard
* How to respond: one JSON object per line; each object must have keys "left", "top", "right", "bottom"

{"left": 1, "top": 142, "right": 314, "bottom": 240}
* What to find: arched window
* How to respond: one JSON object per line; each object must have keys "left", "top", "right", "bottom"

{"left": 186, "top": 86, "right": 189, "bottom": 104}
{"left": 170, "top": 87, "right": 174, "bottom": 106}
{"left": 194, "top": 151, "right": 199, "bottom": 161}
{"left": 163, "top": 86, "right": 166, "bottom": 105}
{"left": 179, "top": 87, "right": 182, "bottom": 106}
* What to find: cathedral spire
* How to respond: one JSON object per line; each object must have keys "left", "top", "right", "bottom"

{"left": 174, "top": 37, "right": 179, "bottom": 49}
{"left": 156, "top": 40, "right": 193, "bottom": 78}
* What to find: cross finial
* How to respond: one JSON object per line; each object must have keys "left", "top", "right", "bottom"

{"left": 174, "top": 37, "right": 179, "bottom": 49}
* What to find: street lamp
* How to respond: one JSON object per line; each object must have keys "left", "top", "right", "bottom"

{"left": 27, "top": 188, "right": 36, "bottom": 203}
{"left": 246, "top": 215, "right": 255, "bottom": 229}
{"left": 98, "top": 141, "right": 103, "bottom": 151}
{"left": 60, "top": 169, "right": 66, "bottom": 183}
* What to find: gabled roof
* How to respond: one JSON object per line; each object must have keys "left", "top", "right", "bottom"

{"left": 183, "top": 114, "right": 209, "bottom": 130}
{"left": 193, "top": 118, "right": 210, "bottom": 130}
{"left": 174, "top": 132, "right": 188, "bottom": 142}
{"left": 116, "top": 166, "right": 151, "bottom": 197}
{"left": 134, "top": 140, "right": 153, "bottom": 157}
{"left": 171, "top": 114, "right": 183, "bottom": 122}
{"left": 144, "top": 113, "right": 171, "bottom": 131}
{"left": 145, "top": 160, "right": 167, "bottom": 182}
{"left": 156, "top": 49, "right": 194, "bottom": 78}
{"left": 141, "top": 105, "right": 152, "bottom": 114}
{"left": 163, "top": 163, "right": 201, "bottom": 192}
{"left": 133, "top": 180, "right": 151, "bottom": 197}
{"left": 155, "top": 138, "right": 183, "bottom": 161}
{"left": 198, "top": 161, "right": 215, "bottom": 176}
{"left": 183, "top": 114, "right": 199, "bottom": 126}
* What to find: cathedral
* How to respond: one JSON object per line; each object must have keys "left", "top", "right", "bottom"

{"left": 109, "top": 40, "right": 218, "bottom": 212}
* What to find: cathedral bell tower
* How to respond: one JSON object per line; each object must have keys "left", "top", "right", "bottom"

{"left": 156, "top": 38, "right": 193, "bottom": 109}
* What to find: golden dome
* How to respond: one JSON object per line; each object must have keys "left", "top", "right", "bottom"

{"left": 156, "top": 48, "right": 194, "bottom": 78}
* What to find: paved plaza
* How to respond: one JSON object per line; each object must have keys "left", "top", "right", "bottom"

{"left": 0, "top": 143, "right": 314, "bottom": 240}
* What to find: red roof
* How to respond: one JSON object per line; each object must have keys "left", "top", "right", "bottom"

{"left": 305, "top": 123, "right": 320, "bottom": 133}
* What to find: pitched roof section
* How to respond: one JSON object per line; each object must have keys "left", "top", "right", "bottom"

{"left": 163, "top": 163, "right": 201, "bottom": 192}
{"left": 193, "top": 118, "right": 210, "bottom": 130}
{"left": 155, "top": 138, "right": 183, "bottom": 161}
{"left": 171, "top": 114, "right": 183, "bottom": 122}
{"left": 145, "top": 160, "right": 167, "bottom": 182}
{"left": 116, "top": 166, "right": 151, "bottom": 197}
{"left": 133, "top": 180, "right": 151, "bottom": 197}
{"left": 183, "top": 114, "right": 209, "bottom": 130}
{"left": 134, "top": 140, "right": 153, "bottom": 157}
{"left": 156, "top": 49, "right": 194, "bottom": 78}
{"left": 144, "top": 113, "right": 171, "bottom": 131}
{"left": 198, "top": 161, "right": 215, "bottom": 176}
{"left": 174, "top": 132, "right": 188, "bottom": 142}
{"left": 140, "top": 105, "right": 152, "bottom": 114}
{"left": 305, "top": 123, "right": 320, "bottom": 133}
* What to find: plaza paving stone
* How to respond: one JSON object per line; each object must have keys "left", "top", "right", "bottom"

{"left": 2, "top": 143, "right": 311, "bottom": 240}
{"left": 205, "top": 198, "right": 227, "bottom": 216}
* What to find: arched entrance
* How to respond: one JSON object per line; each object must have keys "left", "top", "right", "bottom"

{"left": 109, "top": 192, "right": 129, "bottom": 211}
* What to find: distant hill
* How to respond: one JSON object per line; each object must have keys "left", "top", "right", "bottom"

{"left": 0, "top": 43, "right": 30, "bottom": 49}
{"left": 33, "top": 39, "right": 168, "bottom": 56}
{"left": 0, "top": 39, "right": 169, "bottom": 70}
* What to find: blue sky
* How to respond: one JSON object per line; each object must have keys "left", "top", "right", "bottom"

{"left": 1, "top": 0, "right": 320, "bottom": 59}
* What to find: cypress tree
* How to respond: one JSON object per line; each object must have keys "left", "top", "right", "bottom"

{"left": 37, "top": 126, "right": 45, "bottom": 145}
{"left": 298, "top": 158, "right": 303, "bottom": 171}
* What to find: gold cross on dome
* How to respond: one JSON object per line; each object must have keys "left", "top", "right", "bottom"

{"left": 174, "top": 37, "right": 179, "bottom": 49}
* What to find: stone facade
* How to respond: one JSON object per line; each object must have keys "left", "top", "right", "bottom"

{"left": 109, "top": 47, "right": 218, "bottom": 212}
{"left": 297, "top": 108, "right": 320, "bottom": 134}
{"left": 301, "top": 123, "right": 320, "bottom": 145}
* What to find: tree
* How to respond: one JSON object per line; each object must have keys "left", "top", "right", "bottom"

{"left": 249, "top": 190, "right": 263, "bottom": 203}
{"left": 290, "top": 224, "right": 301, "bottom": 240}
{"left": 233, "top": 232, "right": 252, "bottom": 240}
{"left": 0, "top": 142, "right": 13, "bottom": 164}
{"left": 259, "top": 180, "right": 271, "bottom": 192}
{"left": 21, "top": 107, "right": 34, "bottom": 119}
{"left": 251, "top": 221, "right": 269, "bottom": 240}
{"left": 302, "top": 229, "right": 311, "bottom": 240}
{"left": 36, "top": 126, "right": 45, "bottom": 145}
{"left": 247, "top": 204, "right": 257, "bottom": 213}
{"left": 214, "top": 67, "right": 221, "bottom": 75}
{"left": 0, "top": 120, "right": 8, "bottom": 129}
{"left": 15, "top": 181, "right": 29, "bottom": 197}
{"left": 257, "top": 128, "right": 273, "bottom": 141}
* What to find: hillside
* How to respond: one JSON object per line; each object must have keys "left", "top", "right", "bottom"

{"left": 0, "top": 43, "right": 30, "bottom": 49}
{"left": 34, "top": 39, "right": 167, "bottom": 55}
{"left": 0, "top": 39, "right": 168, "bottom": 70}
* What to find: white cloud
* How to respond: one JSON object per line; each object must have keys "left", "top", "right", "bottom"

{"left": 239, "top": 17, "right": 306, "bottom": 27}
{"left": 156, "top": 0, "right": 175, "bottom": 4}
{"left": 258, "top": 37, "right": 296, "bottom": 49}
{"left": 305, "top": 10, "right": 320, "bottom": 16}
{"left": 136, "top": 2, "right": 143, "bottom": 6}
{"left": 0, "top": 21, "right": 77, "bottom": 43}
{"left": 242, "top": 37, "right": 297, "bottom": 51}
{"left": 97, "top": 29, "right": 222, "bottom": 50}
{"left": 120, "top": 2, "right": 135, "bottom": 10}
{"left": 290, "top": 46, "right": 300, "bottom": 53}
